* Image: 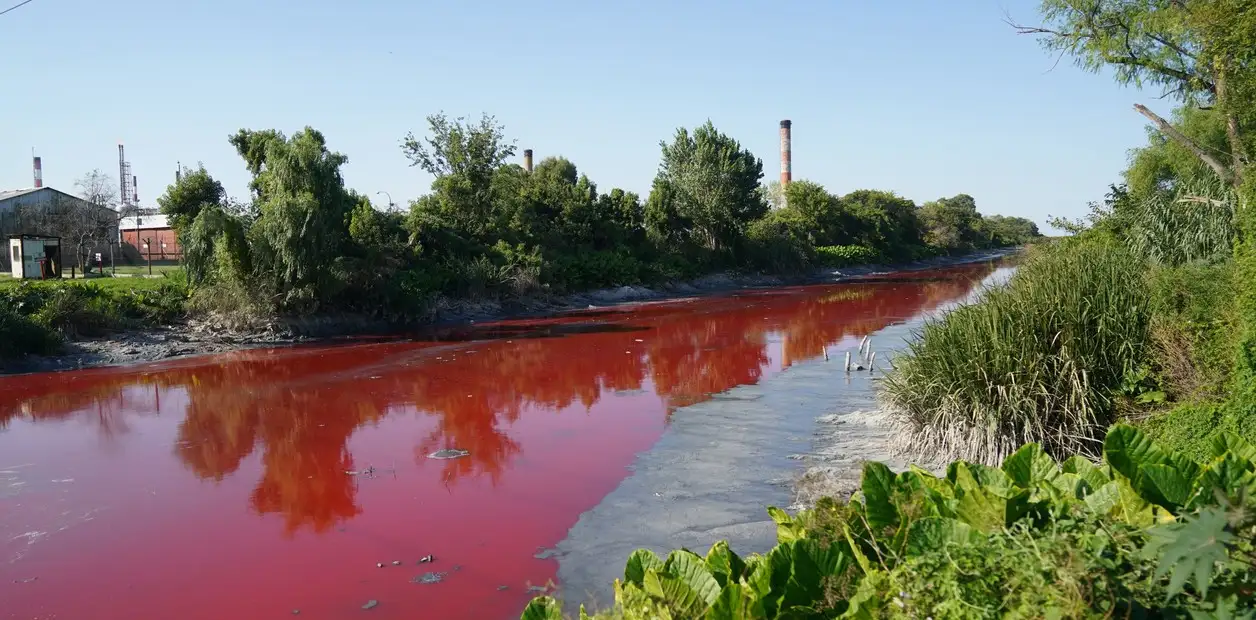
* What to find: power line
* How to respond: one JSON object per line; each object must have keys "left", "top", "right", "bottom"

{"left": 0, "top": 0, "right": 37, "bottom": 16}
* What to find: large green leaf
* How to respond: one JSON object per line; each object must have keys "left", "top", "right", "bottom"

{"left": 1051, "top": 472, "right": 1090, "bottom": 500}
{"left": 1002, "top": 442, "right": 1060, "bottom": 488}
{"left": 1211, "top": 433, "right": 1256, "bottom": 466}
{"left": 904, "top": 517, "right": 980, "bottom": 556}
{"left": 520, "top": 597, "right": 563, "bottom": 620}
{"left": 625, "top": 549, "right": 665, "bottom": 586}
{"left": 738, "top": 554, "right": 773, "bottom": 617}
{"left": 1062, "top": 455, "right": 1112, "bottom": 493}
{"left": 860, "top": 462, "right": 899, "bottom": 529}
{"left": 704, "top": 583, "right": 753, "bottom": 620}
{"left": 949, "top": 460, "right": 1016, "bottom": 498}
{"left": 895, "top": 470, "right": 955, "bottom": 519}
{"left": 705, "top": 541, "right": 747, "bottom": 588}
{"left": 1104, "top": 424, "right": 1164, "bottom": 482}
{"left": 950, "top": 462, "right": 1007, "bottom": 532}
{"left": 644, "top": 569, "right": 709, "bottom": 617}
{"left": 664, "top": 550, "right": 722, "bottom": 607}
{"left": 767, "top": 506, "right": 806, "bottom": 544}
{"left": 1141, "top": 463, "right": 1194, "bottom": 509}
{"left": 1105, "top": 424, "right": 1201, "bottom": 510}
{"left": 1194, "top": 454, "right": 1256, "bottom": 506}
{"left": 616, "top": 580, "right": 667, "bottom": 618}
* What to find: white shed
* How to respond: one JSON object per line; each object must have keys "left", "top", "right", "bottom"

{"left": 8, "top": 234, "right": 63, "bottom": 279}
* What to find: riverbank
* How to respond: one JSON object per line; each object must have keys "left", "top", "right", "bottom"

{"left": 0, "top": 248, "right": 1016, "bottom": 376}
{"left": 545, "top": 260, "right": 1014, "bottom": 614}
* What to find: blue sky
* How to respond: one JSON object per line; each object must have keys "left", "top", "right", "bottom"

{"left": 1, "top": 0, "right": 1167, "bottom": 231}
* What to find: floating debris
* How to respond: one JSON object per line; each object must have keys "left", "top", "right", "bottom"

{"left": 362, "top": 600, "right": 378, "bottom": 610}
{"left": 427, "top": 449, "right": 470, "bottom": 460}
{"left": 526, "top": 585, "right": 549, "bottom": 594}
{"left": 412, "top": 572, "right": 446, "bottom": 584}
{"left": 533, "top": 548, "right": 559, "bottom": 560}
{"left": 376, "top": 563, "right": 385, "bottom": 568}
{"left": 392, "top": 560, "right": 402, "bottom": 565}
{"left": 292, "top": 610, "right": 300, "bottom": 615}
{"left": 497, "top": 585, "right": 509, "bottom": 591}
{"left": 418, "top": 554, "right": 434, "bottom": 563}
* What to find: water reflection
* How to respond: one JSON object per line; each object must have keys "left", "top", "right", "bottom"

{"left": 0, "top": 262, "right": 995, "bottom": 536}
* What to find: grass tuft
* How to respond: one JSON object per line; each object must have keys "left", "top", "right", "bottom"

{"left": 882, "top": 240, "right": 1152, "bottom": 464}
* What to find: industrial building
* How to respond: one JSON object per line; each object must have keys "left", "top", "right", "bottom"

{"left": 0, "top": 186, "right": 119, "bottom": 273}
{"left": 119, "top": 209, "right": 181, "bottom": 260}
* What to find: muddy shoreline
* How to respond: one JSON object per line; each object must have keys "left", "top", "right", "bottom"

{"left": 1, "top": 248, "right": 1015, "bottom": 376}
{"left": 546, "top": 262, "right": 1017, "bottom": 614}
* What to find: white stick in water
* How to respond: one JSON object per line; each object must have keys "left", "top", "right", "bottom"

{"left": 869, "top": 351, "right": 877, "bottom": 371}
{"left": 844, "top": 351, "right": 851, "bottom": 372}
{"left": 864, "top": 339, "right": 873, "bottom": 363}
{"left": 823, "top": 347, "right": 829, "bottom": 362}
{"left": 859, "top": 335, "right": 868, "bottom": 355}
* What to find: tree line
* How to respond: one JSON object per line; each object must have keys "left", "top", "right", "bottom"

{"left": 156, "top": 116, "right": 1039, "bottom": 319}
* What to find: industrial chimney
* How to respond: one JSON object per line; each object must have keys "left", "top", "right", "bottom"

{"left": 176, "top": 161, "right": 181, "bottom": 183}
{"left": 32, "top": 156, "right": 42, "bottom": 188}
{"left": 779, "top": 120, "right": 792, "bottom": 186}
{"left": 132, "top": 175, "right": 138, "bottom": 203}
{"left": 523, "top": 149, "right": 534, "bottom": 173}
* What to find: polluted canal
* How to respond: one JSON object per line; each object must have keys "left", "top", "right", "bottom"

{"left": 0, "top": 259, "right": 1006, "bottom": 620}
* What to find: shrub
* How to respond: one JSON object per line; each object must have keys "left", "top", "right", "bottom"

{"left": 814, "top": 245, "right": 879, "bottom": 268}
{"left": 522, "top": 425, "right": 1256, "bottom": 619}
{"left": 1146, "top": 262, "right": 1239, "bottom": 400}
{"left": 548, "top": 249, "right": 644, "bottom": 291}
{"left": 744, "top": 210, "right": 815, "bottom": 273}
{"left": 0, "top": 305, "right": 60, "bottom": 359}
{"left": 882, "top": 240, "right": 1152, "bottom": 464}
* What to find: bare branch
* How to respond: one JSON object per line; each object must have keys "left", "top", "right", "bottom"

{"left": 1134, "top": 103, "right": 1234, "bottom": 185}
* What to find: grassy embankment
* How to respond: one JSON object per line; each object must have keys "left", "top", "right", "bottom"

{"left": 0, "top": 272, "right": 187, "bottom": 360}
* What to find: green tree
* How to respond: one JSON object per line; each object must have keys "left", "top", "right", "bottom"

{"left": 231, "top": 127, "right": 355, "bottom": 310}
{"left": 401, "top": 113, "right": 517, "bottom": 243}
{"left": 919, "top": 194, "right": 984, "bottom": 253}
{"left": 645, "top": 121, "right": 767, "bottom": 257}
{"left": 183, "top": 204, "right": 249, "bottom": 286}
{"left": 783, "top": 180, "right": 846, "bottom": 246}
{"left": 840, "top": 189, "right": 924, "bottom": 257}
{"left": 1125, "top": 105, "right": 1233, "bottom": 199}
{"left": 157, "top": 164, "right": 226, "bottom": 233}
{"left": 1011, "top": 0, "right": 1256, "bottom": 187}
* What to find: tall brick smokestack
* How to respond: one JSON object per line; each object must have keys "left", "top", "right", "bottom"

{"left": 523, "top": 149, "right": 533, "bottom": 173}
{"left": 33, "top": 156, "right": 42, "bottom": 188}
{"left": 779, "top": 120, "right": 792, "bottom": 186}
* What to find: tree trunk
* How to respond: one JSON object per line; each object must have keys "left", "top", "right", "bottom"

{"left": 1214, "top": 61, "right": 1247, "bottom": 186}
{"left": 1134, "top": 103, "right": 1237, "bottom": 186}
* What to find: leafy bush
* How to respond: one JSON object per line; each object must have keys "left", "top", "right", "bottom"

{"left": 0, "top": 278, "right": 189, "bottom": 357}
{"left": 522, "top": 425, "right": 1256, "bottom": 619}
{"left": 744, "top": 210, "right": 815, "bottom": 274}
{"left": 548, "top": 249, "right": 645, "bottom": 291}
{"left": 882, "top": 240, "right": 1152, "bottom": 464}
{"left": 814, "top": 245, "right": 879, "bottom": 268}
{"left": 0, "top": 305, "right": 60, "bottom": 359}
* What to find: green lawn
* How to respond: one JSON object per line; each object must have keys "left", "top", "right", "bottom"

{"left": 0, "top": 272, "right": 180, "bottom": 292}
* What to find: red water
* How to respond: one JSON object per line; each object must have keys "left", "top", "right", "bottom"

{"left": 0, "top": 262, "right": 996, "bottom": 620}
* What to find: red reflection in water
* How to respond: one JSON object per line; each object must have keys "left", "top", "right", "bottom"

{"left": 0, "top": 262, "right": 995, "bottom": 620}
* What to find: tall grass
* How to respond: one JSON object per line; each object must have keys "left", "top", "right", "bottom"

{"left": 1125, "top": 180, "right": 1237, "bottom": 266}
{"left": 882, "top": 240, "right": 1152, "bottom": 464}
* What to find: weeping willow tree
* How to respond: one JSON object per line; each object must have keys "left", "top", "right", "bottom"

{"left": 229, "top": 127, "right": 355, "bottom": 312}
{"left": 182, "top": 204, "right": 249, "bottom": 286}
